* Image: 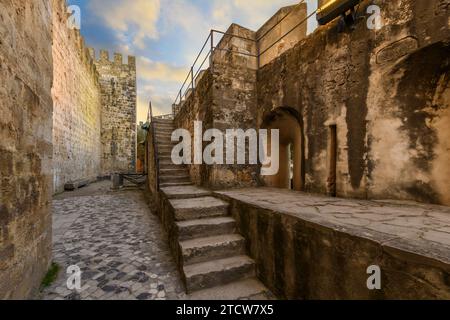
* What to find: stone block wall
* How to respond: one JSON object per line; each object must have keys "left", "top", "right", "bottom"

{"left": 94, "top": 51, "right": 137, "bottom": 176}
{"left": 174, "top": 24, "right": 261, "bottom": 190}
{"left": 257, "top": 3, "right": 307, "bottom": 67}
{"left": 257, "top": 0, "right": 450, "bottom": 205}
{"left": 0, "top": 0, "right": 53, "bottom": 298}
{"left": 171, "top": 0, "right": 449, "bottom": 206}
{"left": 52, "top": 0, "right": 102, "bottom": 194}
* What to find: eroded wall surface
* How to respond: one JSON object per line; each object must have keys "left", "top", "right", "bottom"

{"left": 257, "top": 0, "right": 450, "bottom": 205}
{"left": 174, "top": 24, "right": 260, "bottom": 189}
{"left": 52, "top": 0, "right": 102, "bottom": 193}
{"left": 257, "top": 3, "right": 307, "bottom": 67}
{"left": 94, "top": 51, "right": 137, "bottom": 176}
{"left": 0, "top": 0, "right": 53, "bottom": 298}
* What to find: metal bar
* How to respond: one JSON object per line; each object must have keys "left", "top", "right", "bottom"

{"left": 259, "top": 9, "right": 317, "bottom": 58}
{"left": 191, "top": 67, "right": 194, "bottom": 91}
{"left": 212, "top": 46, "right": 259, "bottom": 58}
{"left": 148, "top": 101, "right": 160, "bottom": 191}
{"left": 256, "top": 0, "right": 306, "bottom": 42}
{"left": 210, "top": 30, "right": 214, "bottom": 73}
{"left": 194, "top": 51, "right": 211, "bottom": 80}
{"left": 211, "top": 29, "right": 257, "bottom": 42}
{"left": 191, "top": 32, "right": 212, "bottom": 71}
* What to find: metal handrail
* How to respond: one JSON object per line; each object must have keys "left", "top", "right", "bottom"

{"left": 172, "top": 2, "right": 317, "bottom": 117}
{"left": 148, "top": 101, "right": 160, "bottom": 191}
{"left": 256, "top": 0, "right": 306, "bottom": 42}
{"left": 173, "top": 29, "right": 258, "bottom": 109}
{"left": 259, "top": 8, "right": 317, "bottom": 57}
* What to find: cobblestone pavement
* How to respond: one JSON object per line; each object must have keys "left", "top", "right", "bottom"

{"left": 40, "top": 182, "right": 186, "bottom": 300}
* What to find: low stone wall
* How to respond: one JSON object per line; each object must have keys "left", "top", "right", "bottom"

{"left": 0, "top": 0, "right": 53, "bottom": 299}
{"left": 216, "top": 188, "right": 450, "bottom": 300}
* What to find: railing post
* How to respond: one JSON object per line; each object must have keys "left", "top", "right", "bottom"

{"left": 191, "top": 67, "right": 194, "bottom": 91}
{"left": 210, "top": 30, "right": 214, "bottom": 74}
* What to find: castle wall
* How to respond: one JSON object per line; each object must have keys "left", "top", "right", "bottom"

{"left": 94, "top": 51, "right": 137, "bottom": 176}
{"left": 0, "top": 0, "right": 53, "bottom": 298}
{"left": 257, "top": 0, "right": 450, "bottom": 205}
{"left": 174, "top": 24, "right": 260, "bottom": 189}
{"left": 171, "top": 0, "right": 449, "bottom": 206}
{"left": 257, "top": 4, "right": 307, "bottom": 67}
{"left": 52, "top": 0, "right": 102, "bottom": 194}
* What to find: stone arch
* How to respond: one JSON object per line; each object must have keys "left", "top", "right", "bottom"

{"left": 261, "top": 107, "right": 305, "bottom": 191}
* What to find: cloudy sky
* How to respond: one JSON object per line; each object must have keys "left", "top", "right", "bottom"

{"left": 68, "top": 0, "right": 318, "bottom": 123}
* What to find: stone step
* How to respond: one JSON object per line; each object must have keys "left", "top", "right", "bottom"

{"left": 160, "top": 175, "right": 191, "bottom": 184}
{"left": 154, "top": 122, "right": 174, "bottom": 127}
{"left": 160, "top": 168, "right": 189, "bottom": 177}
{"left": 161, "top": 185, "right": 211, "bottom": 200}
{"left": 160, "top": 182, "right": 193, "bottom": 188}
{"left": 152, "top": 119, "right": 173, "bottom": 125}
{"left": 158, "top": 152, "right": 173, "bottom": 158}
{"left": 155, "top": 133, "right": 174, "bottom": 139}
{"left": 176, "top": 217, "right": 236, "bottom": 241}
{"left": 170, "top": 197, "right": 229, "bottom": 221}
{"left": 159, "top": 182, "right": 194, "bottom": 188}
{"left": 155, "top": 128, "right": 174, "bottom": 134}
{"left": 159, "top": 163, "right": 186, "bottom": 170}
{"left": 187, "top": 278, "right": 272, "bottom": 300}
{"left": 157, "top": 144, "right": 174, "bottom": 151}
{"left": 180, "top": 234, "right": 246, "bottom": 265}
{"left": 156, "top": 137, "right": 176, "bottom": 144}
{"left": 183, "top": 255, "right": 255, "bottom": 293}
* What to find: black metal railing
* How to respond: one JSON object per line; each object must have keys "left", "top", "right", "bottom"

{"left": 148, "top": 101, "right": 161, "bottom": 191}
{"left": 172, "top": 29, "right": 257, "bottom": 112}
{"left": 172, "top": 0, "right": 317, "bottom": 118}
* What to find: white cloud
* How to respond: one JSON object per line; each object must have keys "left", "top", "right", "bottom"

{"left": 137, "top": 57, "right": 186, "bottom": 83}
{"left": 89, "top": 0, "right": 161, "bottom": 48}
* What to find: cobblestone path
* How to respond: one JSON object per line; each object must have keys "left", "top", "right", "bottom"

{"left": 41, "top": 183, "right": 186, "bottom": 300}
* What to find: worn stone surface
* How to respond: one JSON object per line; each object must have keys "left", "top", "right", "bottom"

{"left": 94, "top": 50, "right": 137, "bottom": 176}
{"left": 41, "top": 182, "right": 186, "bottom": 300}
{"left": 216, "top": 187, "right": 450, "bottom": 299}
{"left": 52, "top": 0, "right": 102, "bottom": 194}
{"left": 0, "top": 0, "right": 53, "bottom": 299}
{"left": 171, "top": 0, "right": 450, "bottom": 206}
{"left": 257, "top": 0, "right": 450, "bottom": 205}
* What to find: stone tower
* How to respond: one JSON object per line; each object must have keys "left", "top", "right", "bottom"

{"left": 93, "top": 50, "right": 137, "bottom": 176}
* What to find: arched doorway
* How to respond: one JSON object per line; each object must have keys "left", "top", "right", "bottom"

{"left": 261, "top": 107, "right": 304, "bottom": 191}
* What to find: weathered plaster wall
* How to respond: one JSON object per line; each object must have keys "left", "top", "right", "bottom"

{"left": 52, "top": 0, "right": 102, "bottom": 194}
{"left": 257, "top": 0, "right": 450, "bottom": 205}
{"left": 0, "top": 0, "right": 53, "bottom": 298}
{"left": 94, "top": 50, "right": 137, "bottom": 176}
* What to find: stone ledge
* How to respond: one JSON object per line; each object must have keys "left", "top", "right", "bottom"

{"left": 214, "top": 187, "right": 450, "bottom": 299}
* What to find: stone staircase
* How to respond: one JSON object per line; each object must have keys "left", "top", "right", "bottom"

{"left": 152, "top": 118, "right": 273, "bottom": 300}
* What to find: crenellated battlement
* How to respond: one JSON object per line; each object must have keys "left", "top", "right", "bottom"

{"left": 53, "top": 0, "right": 99, "bottom": 83}
{"left": 90, "top": 49, "right": 136, "bottom": 69}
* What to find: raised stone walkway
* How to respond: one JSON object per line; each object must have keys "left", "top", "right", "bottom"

{"left": 40, "top": 182, "right": 186, "bottom": 300}
{"left": 215, "top": 188, "right": 450, "bottom": 299}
